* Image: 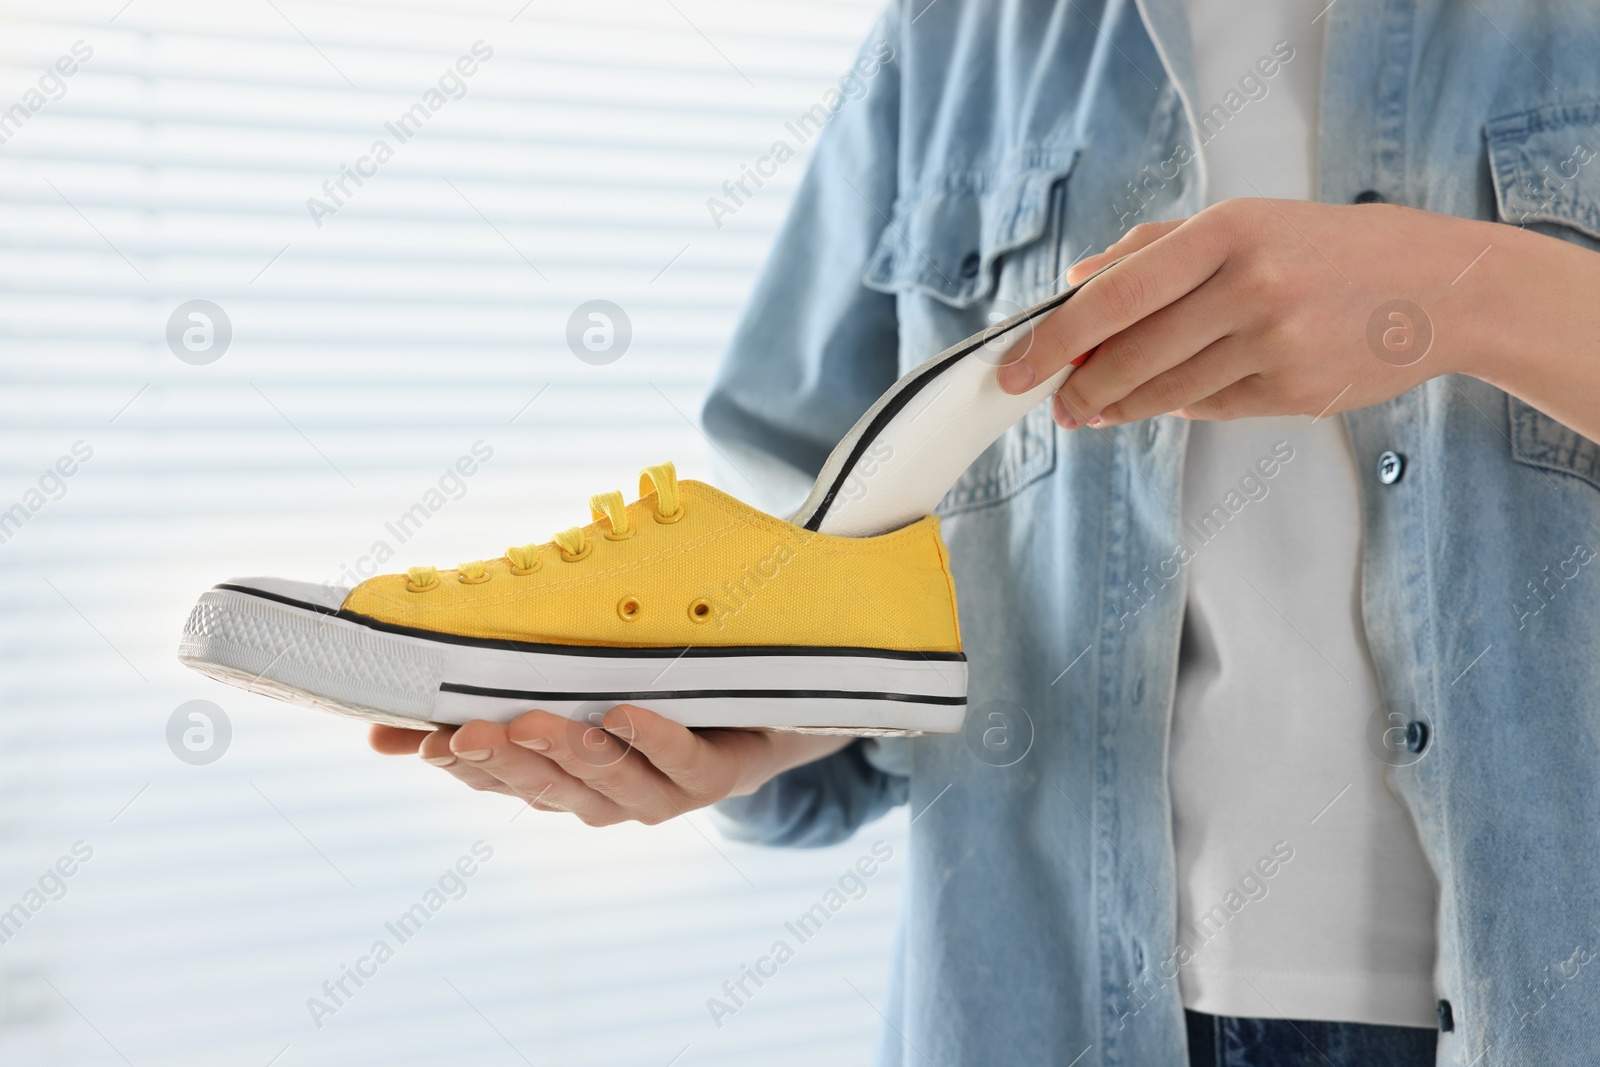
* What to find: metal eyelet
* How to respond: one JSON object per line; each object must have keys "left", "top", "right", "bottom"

{"left": 406, "top": 577, "right": 438, "bottom": 593}
{"left": 509, "top": 560, "right": 541, "bottom": 576}
{"left": 653, "top": 506, "right": 685, "bottom": 525}
{"left": 688, "top": 598, "right": 712, "bottom": 623}
{"left": 604, "top": 527, "right": 635, "bottom": 542}
{"left": 617, "top": 596, "right": 642, "bottom": 622}
{"left": 458, "top": 572, "right": 491, "bottom": 585}
{"left": 559, "top": 543, "right": 591, "bottom": 563}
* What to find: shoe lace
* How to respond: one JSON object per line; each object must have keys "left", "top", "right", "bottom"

{"left": 405, "top": 462, "right": 681, "bottom": 592}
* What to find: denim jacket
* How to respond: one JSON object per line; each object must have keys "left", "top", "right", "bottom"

{"left": 702, "top": 1, "right": 1600, "bottom": 1064}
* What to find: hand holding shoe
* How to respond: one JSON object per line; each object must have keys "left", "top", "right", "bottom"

{"left": 369, "top": 707, "right": 851, "bottom": 827}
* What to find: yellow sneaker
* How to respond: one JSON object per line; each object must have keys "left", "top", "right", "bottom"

{"left": 178, "top": 275, "right": 1108, "bottom": 735}
{"left": 178, "top": 462, "right": 966, "bottom": 734}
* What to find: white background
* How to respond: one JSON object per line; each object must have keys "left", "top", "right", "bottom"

{"left": 0, "top": 1, "right": 909, "bottom": 1064}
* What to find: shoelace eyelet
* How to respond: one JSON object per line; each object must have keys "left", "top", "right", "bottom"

{"left": 506, "top": 545, "right": 543, "bottom": 575}
{"left": 405, "top": 463, "right": 676, "bottom": 585}
{"left": 688, "top": 598, "right": 712, "bottom": 623}
{"left": 456, "top": 560, "right": 491, "bottom": 585}
{"left": 617, "top": 596, "right": 642, "bottom": 622}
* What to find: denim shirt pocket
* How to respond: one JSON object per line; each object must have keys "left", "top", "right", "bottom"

{"left": 863, "top": 151, "right": 1082, "bottom": 309}
{"left": 1507, "top": 394, "right": 1600, "bottom": 494}
{"left": 1486, "top": 100, "right": 1600, "bottom": 489}
{"left": 863, "top": 156, "right": 1078, "bottom": 516}
{"left": 1486, "top": 97, "right": 1600, "bottom": 249}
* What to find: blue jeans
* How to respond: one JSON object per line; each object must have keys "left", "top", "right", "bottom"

{"left": 1185, "top": 1010, "right": 1437, "bottom": 1067}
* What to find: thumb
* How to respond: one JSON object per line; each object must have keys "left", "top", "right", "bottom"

{"left": 602, "top": 704, "right": 703, "bottom": 779}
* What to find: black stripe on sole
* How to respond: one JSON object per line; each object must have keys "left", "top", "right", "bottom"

{"left": 210, "top": 584, "right": 967, "bottom": 663}
{"left": 216, "top": 583, "right": 342, "bottom": 616}
{"left": 439, "top": 682, "right": 966, "bottom": 705}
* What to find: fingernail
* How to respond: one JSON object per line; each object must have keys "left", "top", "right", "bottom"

{"left": 997, "top": 359, "right": 1035, "bottom": 393}
{"left": 512, "top": 737, "right": 552, "bottom": 752}
{"left": 453, "top": 748, "right": 492, "bottom": 762}
{"left": 1069, "top": 350, "right": 1092, "bottom": 367}
{"left": 1087, "top": 414, "right": 1105, "bottom": 428}
{"left": 423, "top": 755, "right": 457, "bottom": 767}
{"left": 1052, "top": 394, "right": 1077, "bottom": 429}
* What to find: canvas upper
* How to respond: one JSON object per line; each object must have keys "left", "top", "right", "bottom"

{"left": 340, "top": 463, "right": 962, "bottom": 654}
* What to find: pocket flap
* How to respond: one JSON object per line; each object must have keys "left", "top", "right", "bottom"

{"left": 864, "top": 153, "right": 1079, "bottom": 308}
{"left": 1508, "top": 394, "right": 1600, "bottom": 493}
{"left": 1486, "top": 98, "right": 1600, "bottom": 240}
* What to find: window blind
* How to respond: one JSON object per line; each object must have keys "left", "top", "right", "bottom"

{"left": 0, "top": 2, "right": 909, "bottom": 1064}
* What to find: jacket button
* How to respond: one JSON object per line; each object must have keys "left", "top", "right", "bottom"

{"left": 1377, "top": 450, "right": 1405, "bottom": 484}
{"left": 1405, "top": 720, "right": 1430, "bottom": 754}
{"left": 959, "top": 251, "right": 982, "bottom": 279}
{"left": 1436, "top": 999, "right": 1454, "bottom": 1032}
{"left": 1353, "top": 189, "right": 1385, "bottom": 204}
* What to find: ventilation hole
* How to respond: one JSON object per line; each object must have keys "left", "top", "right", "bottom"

{"left": 618, "top": 596, "right": 642, "bottom": 622}
{"left": 688, "top": 598, "right": 712, "bottom": 623}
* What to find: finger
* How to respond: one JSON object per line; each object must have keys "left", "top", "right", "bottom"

{"left": 505, "top": 707, "right": 689, "bottom": 822}
{"left": 1000, "top": 215, "right": 1227, "bottom": 394}
{"left": 613, "top": 705, "right": 774, "bottom": 801}
{"left": 1050, "top": 274, "right": 1240, "bottom": 428}
{"left": 369, "top": 723, "right": 428, "bottom": 754}
{"left": 1175, "top": 375, "right": 1287, "bottom": 422}
{"left": 602, "top": 705, "right": 705, "bottom": 781}
{"left": 450, "top": 716, "right": 631, "bottom": 824}
{"left": 418, "top": 725, "right": 515, "bottom": 796}
{"left": 1068, "top": 340, "right": 1252, "bottom": 427}
{"left": 1065, "top": 219, "right": 1185, "bottom": 286}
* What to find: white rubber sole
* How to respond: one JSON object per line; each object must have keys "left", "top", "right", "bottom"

{"left": 178, "top": 585, "right": 968, "bottom": 735}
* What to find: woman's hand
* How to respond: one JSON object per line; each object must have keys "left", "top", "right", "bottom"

{"left": 369, "top": 706, "right": 852, "bottom": 827}
{"left": 998, "top": 198, "right": 1519, "bottom": 429}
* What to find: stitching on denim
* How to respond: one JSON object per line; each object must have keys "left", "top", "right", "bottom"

{"left": 1485, "top": 97, "right": 1600, "bottom": 241}
{"left": 1507, "top": 394, "right": 1600, "bottom": 493}
{"left": 864, "top": 155, "right": 1083, "bottom": 305}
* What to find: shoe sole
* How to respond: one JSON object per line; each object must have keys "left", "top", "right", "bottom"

{"left": 791, "top": 263, "right": 1115, "bottom": 537}
{"left": 179, "top": 585, "right": 968, "bottom": 736}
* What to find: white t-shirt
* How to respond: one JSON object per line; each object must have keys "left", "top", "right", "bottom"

{"left": 1168, "top": 0, "right": 1439, "bottom": 1028}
